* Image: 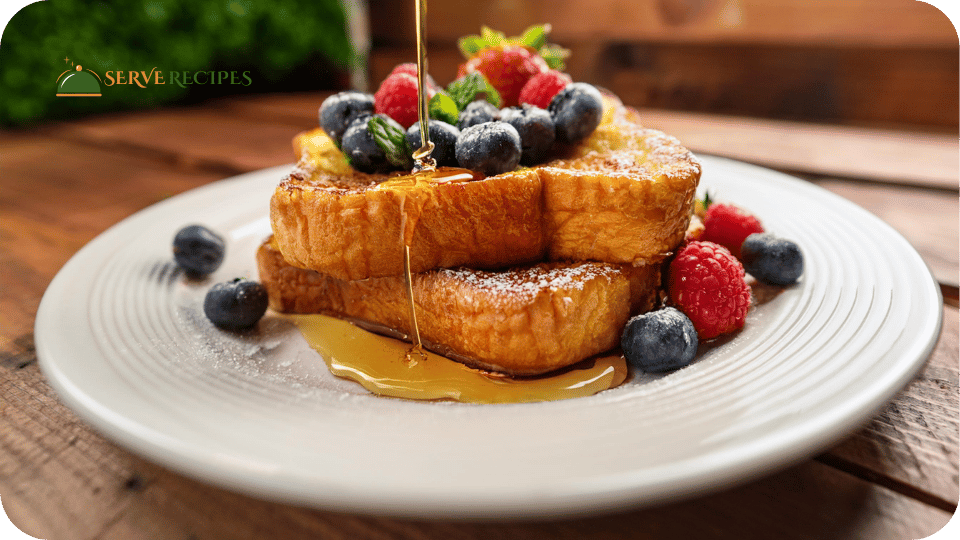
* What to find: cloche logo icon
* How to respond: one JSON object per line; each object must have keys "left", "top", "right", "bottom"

{"left": 56, "top": 61, "right": 102, "bottom": 97}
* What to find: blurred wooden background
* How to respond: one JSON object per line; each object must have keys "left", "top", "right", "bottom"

{"left": 369, "top": 0, "right": 958, "bottom": 131}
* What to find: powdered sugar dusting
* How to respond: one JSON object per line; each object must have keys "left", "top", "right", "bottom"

{"left": 438, "top": 263, "right": 618, "bottom": 304}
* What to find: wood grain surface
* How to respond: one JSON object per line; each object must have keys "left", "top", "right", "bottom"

{"left": 367, "top": 0, "right": 959, "bottom": 129}
{"left": 1, "top": 94, "right": 956, "bottom": 539}
{"left": 372, "top": 0, "right": 958, "bottom": 47}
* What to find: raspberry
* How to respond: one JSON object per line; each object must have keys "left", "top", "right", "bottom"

{"left": 668, "top": 241, "right": 751, "bottom": 340}
{"left": 458, "top": 44, "right": 548, "bottom": 107}
{"left": 519, "top": 70, "right": 571, "bottom": 109}
{"left": 388, "top": 63, "right": 439, "bottom": 91}
{"left": 374, "top": 73, "right": 423, "bottom": 128}
{"left": 702, "top": 202, "right": 764, "bottom": 259}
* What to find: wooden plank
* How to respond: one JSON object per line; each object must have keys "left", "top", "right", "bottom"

{"left": 635, "top": 108, "right": 959, "bottom": 189}
{"left": 212, "top": 93, "right": 327, "bottom": 129}
{"left": 372, "top": 0, "right": 958, "bottom": 47}
{"left": 99, "top": 458, "right": 951, "bottom": 539}
{"left": 821, "top": 306, "right": 959, "bottom": 509}
{"left": 0, "top": 350, "right": 142, "bottom": 540}
{"left": 607, "top": 45, "right": 959, "bottom": 130}
{"left": 370, "top": 42, "right": 959, "bottom": 129}
{"left": 812, "top": 180, "right": 959, "bottom": 287}
{"left": 0, "top": 136, "right": 223, "bottom": 342}
{"left": 43, "top": 108, "right": 305, "bottom": 175}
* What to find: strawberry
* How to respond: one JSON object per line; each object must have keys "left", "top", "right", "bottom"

{"left": 702, "top": 202, "right": 764, "bottom": 260}
{"left": 519, "top": 69, "right": 571, "bottom": 109}
{"left": 458, "top": 45, "right": 547, "bottom": 108}
{"left": 456, "top": 25, "right": 569, "bottom": 108}
{"left": 668, "top": 241, "right": 751, "bottom": 340}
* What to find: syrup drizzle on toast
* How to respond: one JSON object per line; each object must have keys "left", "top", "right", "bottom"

{"left": 401, "top": 0, "right": 435, "bottom": 366}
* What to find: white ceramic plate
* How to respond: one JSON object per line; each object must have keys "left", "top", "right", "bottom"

{"left": 35, "top": 157, "right": 942, "bottom": 519}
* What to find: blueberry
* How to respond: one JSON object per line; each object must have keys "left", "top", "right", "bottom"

{"left": 500, "top": 104, "right": 556, "bottom": 166}
{"left": 741, "top": 233, "right": 804, "bottom": 286}
{"left": 204, "top": 278, "right": 269, "bottom": 331}
{"left": 548, "top": 82, "right": 603, "bottom": 144}
{"left": 319, "top": 91, "right": 375, "bottom": 146}
{"left": 341, "top": 114, "right": 404, "bottom": 173}
{"left": 620, "top": 307, "right": 698, "bottom": 373}
{"left": 405, "top": 120, "right": 461, "bottom": 167}
{"left": 173, "top": 225, "right": 225, "bottom": 276}
{"left": 455, "top": 122, "right": 522, "bottom": 176}
{"left": 457, "top": 100, "right": 500, "bottom": 130}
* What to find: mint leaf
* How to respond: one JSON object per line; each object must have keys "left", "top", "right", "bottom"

{"left": 480, "top": 26, "right": 507, "bottom": 47}
{"left": 447, "top": 72, "right": 502, "bottom": 110}
{"left": 458, "top": 35, "right": 485, "bottom": 58}
{"left": 368, "top": 116, "right": 412, "bottom": 170}
{"left": 429, "top": 92, "right": 459, "bottom": 125}
{"left": 520, "top": 24, "right": 548, "bottom": 50}
{"left": 539, "top": 44, "right": 570, "bottom": 71}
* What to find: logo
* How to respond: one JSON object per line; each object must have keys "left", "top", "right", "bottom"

{"left": 57, "top": 58, "right": 102, "bottom": 97}
{"left": 55, "top": 56, "right": 254, "bottom": 97}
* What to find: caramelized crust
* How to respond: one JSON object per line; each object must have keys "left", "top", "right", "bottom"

{"left": 541, "top": 103, "right": 701, "bottom": 265}
{"left": 272, "top": 166, "right": 545, "bottom": 281}
{"left": 271, "top": 95, "right": 700, "bottom": 280}
{"left": 258, "top": 238, "right": 660, "bottom": 376}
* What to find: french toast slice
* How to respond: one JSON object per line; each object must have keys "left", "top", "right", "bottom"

{"left": 271, "top": 95, "right": 700, "bottom": 280}
{"left": 272, "top": 165, "right": 546, "bottom": 281}
{"left": 257, "top": 237, "right": 660, "bottom": 376}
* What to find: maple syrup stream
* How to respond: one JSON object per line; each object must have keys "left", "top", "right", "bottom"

{"left": 400, "top": 0, "right": 435, "bottom": 364}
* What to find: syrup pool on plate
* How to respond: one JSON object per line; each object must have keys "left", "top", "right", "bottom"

{"left": 285, "top": 314, "right": 629, "bottom": 404}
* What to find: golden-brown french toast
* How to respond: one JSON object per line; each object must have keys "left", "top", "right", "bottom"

{"left": 271, "top": 95, "right": 700, "bottom": 280}
{"left": 272, "top": 165, "right": 546, "bottom": 281}
{"left": 257, "top": 237, "right": 659, "bottom": 376}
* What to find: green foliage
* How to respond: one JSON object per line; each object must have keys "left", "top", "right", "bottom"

{"left": 428, "top": 92, "right": 458, "bottom": 125}
{"left": 368, "top": 116, "right": 412, "bottom": 170}
{"left": 0, "top": 0, "right": 354, "bottom": 126}
{"left": 457, "top": 24, "right": 569, "bottom": 70}
{"left": 445, "top": 72, "right": 501, "bottom": 109}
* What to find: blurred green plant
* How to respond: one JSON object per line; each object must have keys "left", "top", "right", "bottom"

{"left": 0, "top": 0, "right": 356, "bottom": 126}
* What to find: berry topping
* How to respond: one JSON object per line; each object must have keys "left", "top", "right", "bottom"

{"left": 341, "top": 114, "right": 406, "bottom": 173}
{"left": 374, "top": 72, "right": 425, "bottom": 128}
{"left": 548, "top": 82, "right": 603, "bottom": 144}
{"left": 519, "top": 69, "right": 571, "bottom": 109}
{"left": 621, "top": 307, "right": 698, "bottom": 372}
{"left": 703, "top": 202, "right": 764, "bottom": 259}
{"left": 669, "top": 241, "right": 751, "bottom": 340}
{"left": 405, "top": 120, "right": 461, "bottom": 167}
{"left": 173, "top": 225, "right": 225, "bottom": 276}
{"left": 458, "top": 99, "right": 501, "bottom": 130}
{"left": 499, "top": 104, "right": 555, "bottom": 166}
{"left": 458, "top": 44, "right": 548, "bottom": 108}
{"left": 741, "top": 233, "right": 804, "bottom": 286}
{"left": 455, "top": 121, "right": 522, "bottom": 176}
{"left": 204, "top": 278, "right": 269, "bottom": 331}
{"left": 319, "top": 91, "right": 375, "bottom": 146}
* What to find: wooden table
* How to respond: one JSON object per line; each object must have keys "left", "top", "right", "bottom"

{"left": 1, "top": 93, "right": 956, "bottom": 540}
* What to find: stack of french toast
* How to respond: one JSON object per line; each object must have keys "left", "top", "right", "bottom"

{"left": 257, "top": 94, "right": 701, "bottom": 376}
